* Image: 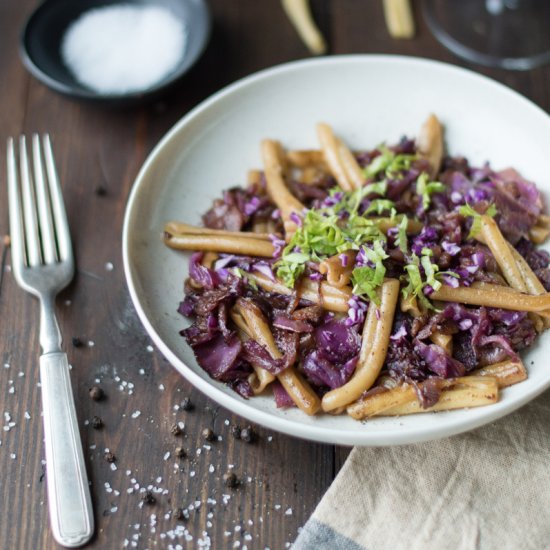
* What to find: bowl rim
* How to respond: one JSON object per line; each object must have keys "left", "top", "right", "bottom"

{"left": 19, "top": 0, "right": 211, "bottom": 101}
{"left": 122, "top": 54, "right": 550, "bottom": 446}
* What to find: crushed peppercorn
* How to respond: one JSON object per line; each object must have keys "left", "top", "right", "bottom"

{"left": 240, "top": 426, "right": 256, "bottom": 443}
{"left": 223, "top": 472, "right": 238, "bottom": 488}
{"left": 89, "top": 386, "right": 104, "bottom": 401}
{"left": 175, "top": 447, "right": 186, "bottom": 458}
{"left": 142, "top": 491, "right": 156, "bottom": 505}
{"left": 91, "top": 416, "right": 103, "bottom": 429}
{"left": 230, "top": 425, "right": 241, "bottom": 439}
{"left": 180, "top": 397, "right": 194, "bottom": 411}
{"left": 172, "top": 507, "right": 185, "bottom": 520}
{"left": 71, "top": 337, "right": 83, "bottom": 348}
{"left": 202, "top": 428, "right": 215, "bottom": 441}
{"left": 170, "top": 424, "right": 183, "bottom": 436}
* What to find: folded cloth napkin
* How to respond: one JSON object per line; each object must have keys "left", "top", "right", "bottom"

{"left": 293, "top": 390, "right": 550, "bottom": 550}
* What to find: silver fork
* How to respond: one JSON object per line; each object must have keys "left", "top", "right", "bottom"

{"left": 7, "top": 136, "right": 94, "bottom": 547}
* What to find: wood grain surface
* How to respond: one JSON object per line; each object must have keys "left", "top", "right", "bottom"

{"left": 0, "top": 1, "right": 549, "bottom": 548}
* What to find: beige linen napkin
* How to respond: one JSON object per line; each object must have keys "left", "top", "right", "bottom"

{"left": 294, "top": 390, "right": 550, "bottom": 550}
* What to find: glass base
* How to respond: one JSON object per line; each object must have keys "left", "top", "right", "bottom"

{"left": 423, "top": 0, "right": 550, "bottom": 70}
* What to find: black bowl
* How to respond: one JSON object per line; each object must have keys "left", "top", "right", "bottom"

{"left": 20, "top": 0, "right": 211, "bottom": 103}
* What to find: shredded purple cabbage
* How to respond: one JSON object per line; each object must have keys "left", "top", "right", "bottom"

{"left": 272, "top": 381, "right": 296, "bottom": 408}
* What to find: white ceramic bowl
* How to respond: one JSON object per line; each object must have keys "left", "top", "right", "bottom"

{"left": 123, "top": 55, "right": 550, "bottom": 446}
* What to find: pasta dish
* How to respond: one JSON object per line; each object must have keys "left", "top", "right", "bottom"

{"left": 163, "top": 115, "right": 550, "bottom": 419}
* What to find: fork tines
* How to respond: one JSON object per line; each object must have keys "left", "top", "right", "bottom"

{"left": 7, "top": 135, "right": 71, "bottom": 270}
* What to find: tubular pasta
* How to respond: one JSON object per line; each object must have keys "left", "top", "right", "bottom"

{"left": 247, "top": 169, "right": 262, "bottom": 187}
{"left": 261, "top": 139, "right": 305, "bottom": 222}
{"left": 479, "top": 216, "right": 527, "bottom": 292}
{"left": 247, "top": 369, "right": 275, "bottom": 395}
{"left": 507, "top": 244, "right": 546, "bottom": 296}
{"left": 400, "top": 294, "right": 422, "bottom": 317}
{"left": 379, "top": 377, "right": 498, "bottom": 416}
{"left": 317, "top": 123, "right": 358, "bottom": 191}
{"left": 473, "top": 359, "right": 527, "bottom": 388}
{"left": 417, "top": 114, "right": 443, "bottom": 178}
{"left": 383, "top": 0, "right": 415, "bottom": 39}
{"left": 234, "top": 298, "right": 321, "bottom": 415}
{"left": 164, "top": 222, "right": 274, "bottom": 241}
{"left": 348, "top": 376, "right": 500, "bottom": 419}
{"left": 233, "top": 301, "right": 276, "bottom": 394}
{"left": 298, "top": 166, "right": 326, "bottom": 184}
{"left": 322, "top": 279, "right": 400, "bottom": 411}
{"left": 505, "top": 243, "right": 548, "bottom": 331}
{"left": 252, "top": 220, "right": 268, "bottom": 234}
{"left": 201, "top": 252, "right": 219, "bottom": 269}
{"left": 337, "top": 138, "right": 365, "bottom": 189}
{"left": 163, "top": 233, "right": 275, "bottom": 257}
{"left": 248, "top": 271, "right": 351, "bottom": 313}
{"left": 430, "top": 332, "right": 453, "bottom": 356}
{"left": 286, "top": 149, "right": 326, "bottom": 168}
{"left": 347, "top": 384, "right": 417, "bottom": 419}
{"left": 529, "top": 214, "right": 550, "bottom": 243}
{"left": 431, "top": 283, "right": 550, "bottom": 312}
{"left": 319, "top": 251, "right": 356, "bottom": 288}
{"left": 231, "top": 315, "right": 274, "bottom": 395}
{"left": 530, "top": 225, "right": 550, "bottom": 243}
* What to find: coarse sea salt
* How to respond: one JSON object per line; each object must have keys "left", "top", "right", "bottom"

{"left": 61, "top": 5, "right": 187, "bottom": 94}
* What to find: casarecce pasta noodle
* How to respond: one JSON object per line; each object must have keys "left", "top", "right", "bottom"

{"left": 164, "top": 115, "right": 550, "bottom": 419}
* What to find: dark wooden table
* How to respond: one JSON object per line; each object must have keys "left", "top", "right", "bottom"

{"left": 1, "top": 1, "right": 549, "bottom": 548}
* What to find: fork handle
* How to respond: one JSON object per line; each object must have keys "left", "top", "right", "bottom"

{"left": 40, "top": 352, "right": 94, "bottom": 547}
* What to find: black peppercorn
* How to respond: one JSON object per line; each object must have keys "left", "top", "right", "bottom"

{"left": 202, "top": 428, "right": 215, "bottom": 441}
{"left": 175, "top": 447, "right": 186, "bottom": 458}
{"left": 240, "top": 426, "right": 256, "bottom": 443}
{"left": 104, "top": 452, "right": 116, "bottom": 463}
{"left": 141, "top": 491, "right": 156, "bottom": 505}
{"left": 91, "top": 416, "right": 103, "bottom": 429}
{"left": 180, "top": 397, "right": 193, "bottom": 411}
{"left": 223, "top": 472, "right": 238, "bottom": 488}
{"left": 89, "top": 386, "right": 104, "bottom": 401}
{"left": 172, "top": 507, "right": 185, "bottom": 520}
{"left": 71, "top": 337, "right": 83, "bottom": 348}
{"left": 171, "top": 423, "right": 183, "bottom": 436}
{"left": 230, "top": 425, "right": 241, "bottom": 439}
